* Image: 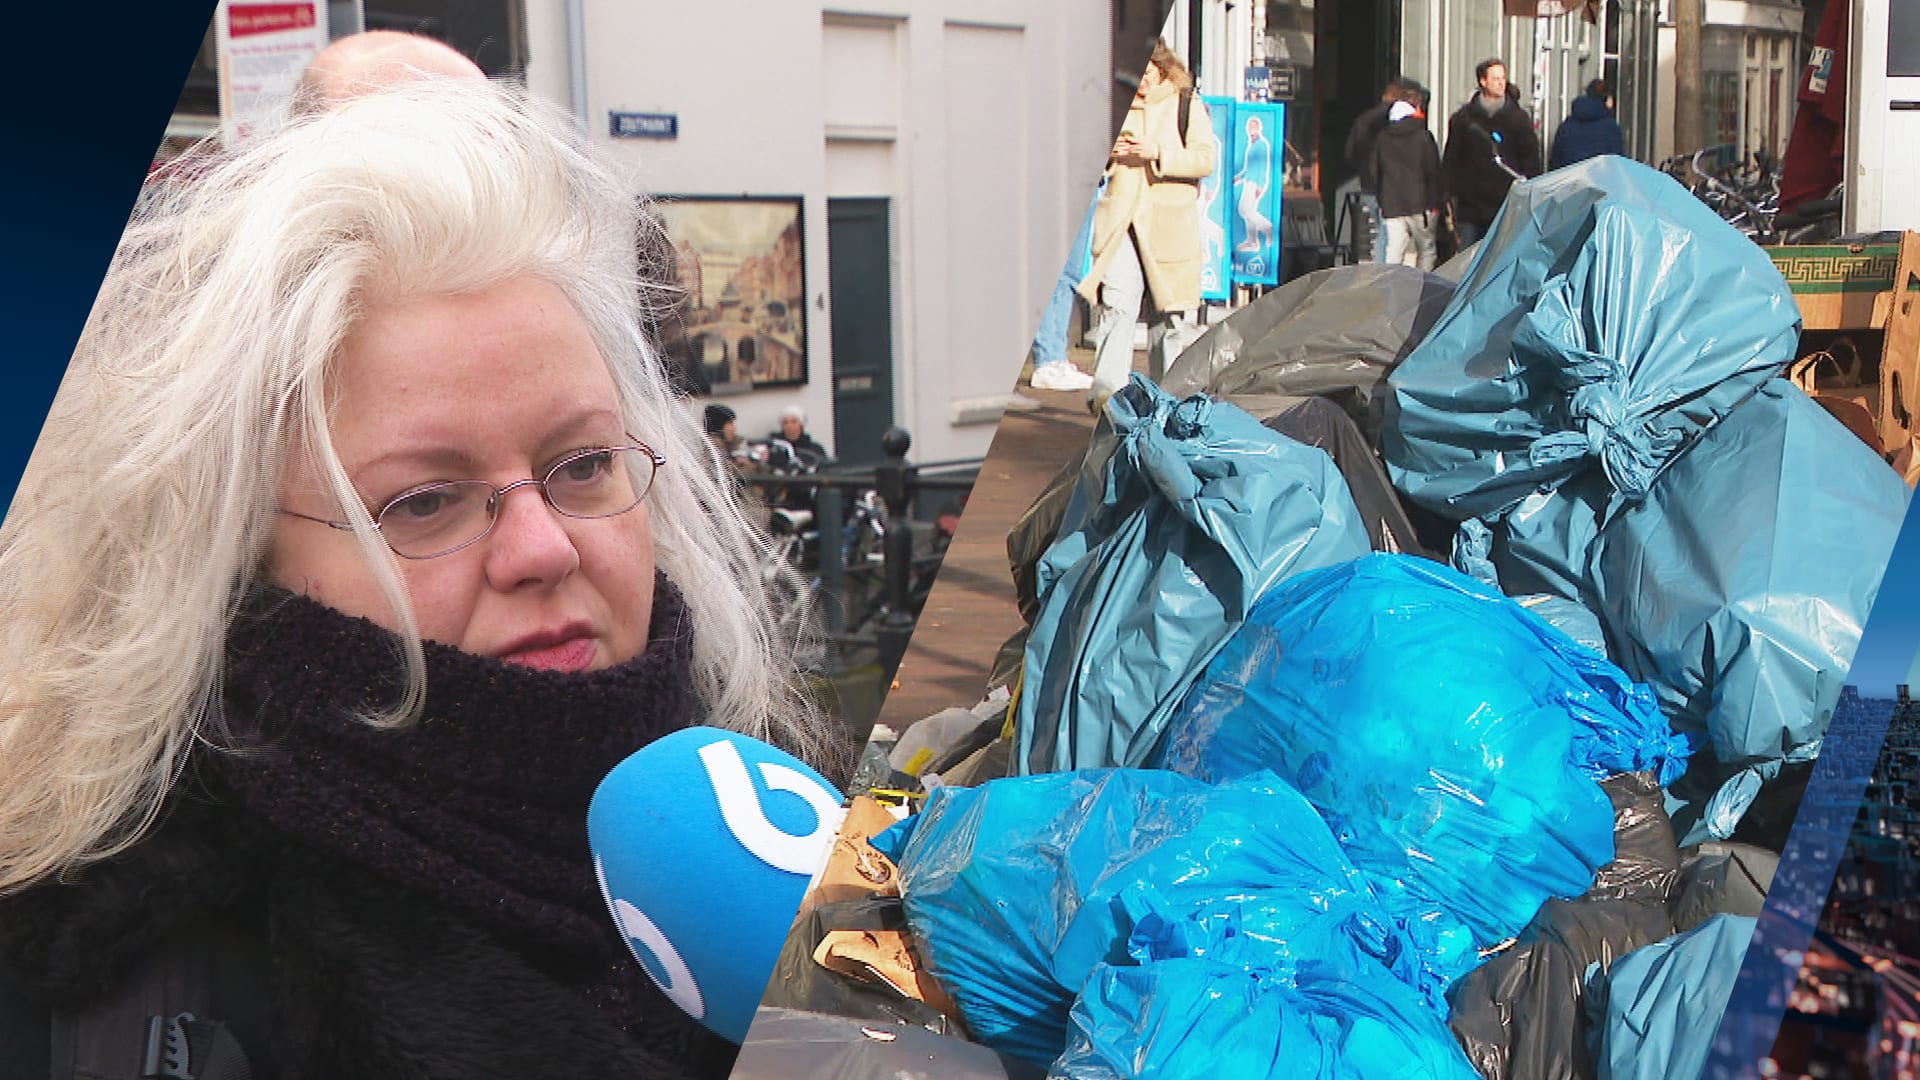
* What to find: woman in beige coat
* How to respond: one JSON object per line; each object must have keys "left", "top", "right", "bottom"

{"left": 1077, "top": 41, "right": 1218, "bottom": 405}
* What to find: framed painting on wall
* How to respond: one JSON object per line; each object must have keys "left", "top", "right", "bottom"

{"left": 651, "top": 195, "right": 808, "bottom": 393}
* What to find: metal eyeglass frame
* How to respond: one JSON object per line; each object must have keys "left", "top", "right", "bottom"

{"left": 279, "top": 439, "right": 667, "bottom": 560}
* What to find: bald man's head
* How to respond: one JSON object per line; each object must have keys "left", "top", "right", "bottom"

{"left": 294, "top": 31, "right": 485, "bottom": 114}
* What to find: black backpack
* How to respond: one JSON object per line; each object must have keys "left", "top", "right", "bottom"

{"left": 24, "top": 922, "right": 266, "bottom": 1080}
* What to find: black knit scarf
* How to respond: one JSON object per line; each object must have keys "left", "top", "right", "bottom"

{"left": 214, "top": 575, "right": 702, "bottom": 1037}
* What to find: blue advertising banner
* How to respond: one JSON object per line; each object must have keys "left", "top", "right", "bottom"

{"left": 1230, "top": 101, "right": 1286, "bottom": 286}
{"left": 1197, "top": 96, "right": 1235, "bottom": 303}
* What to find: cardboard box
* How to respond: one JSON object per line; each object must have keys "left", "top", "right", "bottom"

{"left": 1767, "top": 231, "right": 1920, "bottom": 458}
{"left": 1767, "top": 231, "right": 1920, "bottom": 331}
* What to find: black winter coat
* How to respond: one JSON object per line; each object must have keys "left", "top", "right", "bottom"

{"left": 1442, "top": 97, "right": 1543, "bottom": 230}
{"left": 1548, "top": 94, "right": 1626, "bottom": 170}
{"left": 1344, "top": 102, "right": 1393, "bottom": 193}
{"left": 1367, "top": 118, "right": 1444, "bottom": 220}
{"left": 0, "top": 793, "right": 735, "bottom": 1080}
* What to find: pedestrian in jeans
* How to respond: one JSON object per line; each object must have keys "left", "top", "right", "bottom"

{"left": 1027, "top": 188, "right": 1100, "bottom": 392}
{"left": 1367, "top": 94, "right": 1444, "bottom": 270}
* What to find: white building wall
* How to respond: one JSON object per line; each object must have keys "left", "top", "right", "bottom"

{"left": 522, "top": 0, "right": 1107, "bottom": 464}
{"left": 1399, "top": 1, "right": 1538, "bottom": 153}
{"left": 1651, "top": 0, "right": 1799, "bottom": 165}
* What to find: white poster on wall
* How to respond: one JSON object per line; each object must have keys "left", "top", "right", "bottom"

{"left": 217, "top": 0, "right": 330, "bottom": 148}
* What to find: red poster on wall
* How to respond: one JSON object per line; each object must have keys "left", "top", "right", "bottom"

{"left": 217, "top": 0, "right": 330, "bottom": 147}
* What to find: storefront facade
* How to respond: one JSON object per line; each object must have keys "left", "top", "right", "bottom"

{"left": 165, "top": 0, "right": 1110, "bottom": 466}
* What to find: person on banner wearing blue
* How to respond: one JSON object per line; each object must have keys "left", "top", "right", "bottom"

{"left": 1365, "top": 91, "right": 1444, "bottom": 270}
{"left": 1235, "top": 113, "right": 1276, "bottom": 261}
{"left": 1195, "top": 151, "right": 1229, "bottom": 295}
{"left": 1078, "top": 40, "right": 1218, "bottom": 410}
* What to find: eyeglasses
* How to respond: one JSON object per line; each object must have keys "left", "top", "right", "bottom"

{"left": 281, "top": 442, "right": 666, "bottom": 560}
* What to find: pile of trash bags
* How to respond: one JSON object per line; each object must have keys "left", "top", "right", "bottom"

{"left": 770, "top": 156, "right": 1909, "bottom": 1079}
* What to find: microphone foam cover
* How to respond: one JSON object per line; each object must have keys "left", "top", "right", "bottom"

{"left": 588, "top": 726, "right": 843, "bottom": 1044}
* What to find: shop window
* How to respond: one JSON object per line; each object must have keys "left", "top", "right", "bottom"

{"left": 169, "top": 0, "right": 526, "bottom": 135}
{"left": 1266, "top": 0, "right": 1315, "bottom": 191}
{"left": 1704, "top": 70, "right": 1741, "bottom": 153}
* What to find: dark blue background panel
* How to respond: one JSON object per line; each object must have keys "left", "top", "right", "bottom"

{"left": 1707, "top": 509, "right": 1920, "bottom": 1076}
{"left": 1, "top": 4, "right": 216, "bottom": 517}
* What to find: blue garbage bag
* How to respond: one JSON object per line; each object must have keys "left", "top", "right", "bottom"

{"left": 1156, "top": 554, "right": 1687, "bottom": 989}
{"left": 1050, "top": 956, "right": 1483, "bottom": 1080}
{"left": 1591, "top": 379, "right": 1909, "bottom": 843}
{"left": 870, "top": 769, "right": 1417, "bottom": 1065}
{"left": 1116, "top": 889, "right": 1440, "bottom": 1011}
{"left": 1013, "top": 375, "right": 1369, "bottom": 775}
{"left": 1383, "top": 155, "right": 1799, "bottom": 521}
{"left": 1584, "top": 914, "right": 1756, "bottom": 1080}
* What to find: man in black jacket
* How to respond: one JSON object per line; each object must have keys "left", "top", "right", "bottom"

{"left": 1343, "top": 79, "right": 1403, "bottom": 262}
{"left": 1366, "top": 93, "right": 1445, "bottom": 270}
{"left": 1442, "top": 59, "right": 1543, "bottom": 245}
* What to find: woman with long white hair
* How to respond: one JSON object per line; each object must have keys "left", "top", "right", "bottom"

{"left": 0, "top": 78, "right": 846, "bottom": 1079}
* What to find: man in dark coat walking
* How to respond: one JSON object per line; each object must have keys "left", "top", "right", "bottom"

{"left": 1344, "top": 79, "right": 1404, "bottom": 261}
{"left": 1549, "top": 80, "right": 1626, "bottom": 169}
{"left": 1442, "top": 59, "right": 1543, "bottom": 245}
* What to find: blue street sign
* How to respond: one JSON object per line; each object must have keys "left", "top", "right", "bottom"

{"left": 610, "top": 112, "right": 679, "bottom": 139}
{"left": 1243, "top": 65, "right": 1271, "bottom": 103}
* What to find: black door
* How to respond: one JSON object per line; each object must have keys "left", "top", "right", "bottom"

{"left": 827, "top": 198, "right": 895, "bottom": 467}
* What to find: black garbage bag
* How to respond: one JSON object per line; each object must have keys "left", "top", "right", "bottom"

{"left": 762, "top": 896, "right": 962, "bottom": 1037}
{"left": 1259, "top": 395, "right": 1433, "bottom": 558}
{"left": 1161, "top": 263, "right": 1456, "bottom": 444}
{"left": 1670, "top": 843, "right": 1778, "bottom": 932}
{"left": 1446, "top": 772, "right": 1683, "bottom": 1080}
{"left": 732, "top": 1009, "right": 1045, "bottom": 1080}
{"left": 1007, "top": 452, "right": 1087, "bottom": 627}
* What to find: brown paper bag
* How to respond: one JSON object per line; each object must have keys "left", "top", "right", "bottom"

{"left": 1791, "top": 348, "right": 1884, "bottom": 454}
{"left": 800, "top": 796, "right": 903, "bottom": 913}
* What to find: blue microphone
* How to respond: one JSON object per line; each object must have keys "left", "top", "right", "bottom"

{"left": 588, "top": 727, "right": 844, "bottom": 1044}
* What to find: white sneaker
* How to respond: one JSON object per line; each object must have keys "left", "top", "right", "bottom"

{"left": 1030, "top": 362, "right": 1095, "bottom": 391}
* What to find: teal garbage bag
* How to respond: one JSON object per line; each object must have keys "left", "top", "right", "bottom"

{"left": 1591, "top": 379, "right": 1909, "bottom": 844}
{"left": 1584, "top": 914, "right": 1757, "bottom": 1080}
{"left": 870, "top": 769, "right": 1417, "bottom": 1065}
{"left": 1051, "top": 956, "right": 1482, "bottom": 1080}
{"left": 1382, "top": 155, "right": 1799, "bottom": 521}
{"left": 1013, "top": 375, "right": 1369, "bottom": 775}
{"left": 1452, "top": 471, "right": 1611, "bottom": 610}
{"left": 1156, "top": 554, "right": 1687, "bottom": 990}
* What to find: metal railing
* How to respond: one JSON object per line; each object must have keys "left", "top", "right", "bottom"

{"left": 735, "top": 426, "right": 980, "bottom": 680}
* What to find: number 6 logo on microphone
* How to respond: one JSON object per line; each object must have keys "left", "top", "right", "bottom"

{"left": 586, "top": 727, "right": 847, "bottom": 1044}
{"left": 596, "top": 857, "right": 706, "bottom": 1019}
{"left": 698, "top": 738, "right": 841, "bottom": 873}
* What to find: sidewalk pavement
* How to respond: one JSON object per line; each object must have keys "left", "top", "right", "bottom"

{"left": 870, "top": 350, "right": 1100, "bottom": 735}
